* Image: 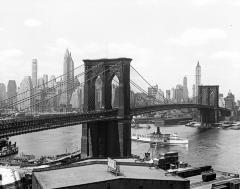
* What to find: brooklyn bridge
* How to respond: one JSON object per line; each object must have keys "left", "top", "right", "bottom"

{"left": 0, "top": 58, "right": 231, "bottom": 158}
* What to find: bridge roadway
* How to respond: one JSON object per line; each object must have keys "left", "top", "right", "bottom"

{"left": 130, "top": 104, "right": 231, "bottom": 116}
{"left": 0, "top": 109, "right": 119, "bottom": 138}
{"left": 0, "top": 104, "right": 231, "bottom": 138}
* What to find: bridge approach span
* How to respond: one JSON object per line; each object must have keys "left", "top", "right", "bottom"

{"left": 0, "top": 109, "right": 118, "bottom": 138}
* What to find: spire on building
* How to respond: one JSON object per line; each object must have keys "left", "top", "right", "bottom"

{"left": 197, "top": 61, "right": 200, "bottom": 67}
{"left": 64, "top": 49, "right": 71, "bottom": 58}
{"left": 195, "top": 60, "right": 201, "bottom": 98}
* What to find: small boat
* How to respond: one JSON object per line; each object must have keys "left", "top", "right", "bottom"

{"left": 0, "top": 138, "right": 18, "bottom": 157}
{"left": 193, "top": 122, "right": 201, "bottom": 127}
{"left": 221, "top": 121, "right": 234, "bottom": 129}
{"left": 185, "top": 121, "right": 201, "bottom": 127}
{"left": 131, "top": 127, "right": 188, "bottom": 145}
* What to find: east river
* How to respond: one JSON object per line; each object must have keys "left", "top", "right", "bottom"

{"left": 10, "top": 124, "right": 240, "bottom": 174}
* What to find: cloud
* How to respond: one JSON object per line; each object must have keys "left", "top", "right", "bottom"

{"left": 191, "top": 0, "right": 240, "bottom": 6}
{"left": 167, "top": 28, "right": 227, "bottom": 46}
{"left": 136, "top": 0, "right": 158, "bottom": 6}
{"left": 24, "top": 19, "right": 42, "bottom": 27}
{"left": 191, "top": 0, "right": 217, "bottom": 6}
{"left": 211, "top": 51, "right": 240, "bottom": 62}
{"left": 46, "top": 38, "right": 154, "bottom": 60}
{"left": 0, "top": 49, "right": 23, "bottom": 61}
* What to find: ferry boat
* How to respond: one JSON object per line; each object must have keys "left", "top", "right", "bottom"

{"left": 131, "top": 127, "right": 188, "bottom": 145}
{"left": 0, "top": 138, "right": 18, "bottom": 157}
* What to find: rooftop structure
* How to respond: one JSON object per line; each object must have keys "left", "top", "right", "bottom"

{"left": 32, "top": 158, "right": 189, "bottom": 189}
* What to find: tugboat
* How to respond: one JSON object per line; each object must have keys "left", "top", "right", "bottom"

{"left": 132, "top": 127, "right": 188, "bottom": 145}
{"left": 0, "top": 138, "right": 18, "bottom": 157}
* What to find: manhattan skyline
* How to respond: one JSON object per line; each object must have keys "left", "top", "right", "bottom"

{"left": 0, "top": 0, "right": 239, "bottom": 98}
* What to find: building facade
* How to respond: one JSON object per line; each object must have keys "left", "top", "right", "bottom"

{"left": 175, "top": 84, "right": 184, "bottom": 103}
{"left": 195, "top": 61, "right": 201, "bottom": 97}
{"left": 0, "top": 83, "right": 7, "bottom": 108}
{"left": 148, "top": 85, "right": 158, "bottom": 98}
{"left": 224, "top": 91, "right": 237, "bottom": 120}
{"left": 183, "top": 76, "right": 188, "bottom": 102}
{"left": 17, "top": 76, "right": 33, "bottom": 111}
{"left": 32, "top": 59, "right": 38, "bottom": 88}
{"left": 166, "top": 90, "right": 171, "bottom": 100}
{"left": 62, "top": 49, "right": 74, "bottom": 109}
{"left": 70, "top": 86, "right": 84, "bottom": 112}
{"left": 43, "top": 74, "right": 48, "bottom": 87}
{"left": 7, "top": 80, "right": 17, "bottom": 110}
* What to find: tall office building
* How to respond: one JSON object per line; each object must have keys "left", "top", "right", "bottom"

{"left": 43, "top": 74, "right": 48, "bottom": 87}
{"left": 219, "top": 93, "right": 225, "bottom": 108}
{"left": 148, "top": 85, "right": 158, "bottom": 98}
{"left": 175, "top": 84, "right": 184, "bottom": 103}
{"left": 70, "top": 86, "right": 84, "bottom": 111}
{"left": 183, "top": 76, "right": 188, "bottom": 102}
{"left": 170, "top": 88, "right": 175, "bottom": 101}
{"left": 224, "top": 91, "right": 235, "bottom": 110}
{"left": 17, "top": 76, "right": 33, "bottom": 111}
{"left": 192, "top": 84, "right": 196, "bottom": 98}
{"left": 224, "top": 91, "right": 236, "bottom": 118}
{"left": 62, "top": 49, "right": 74, "bottom": 107}
{"left": 195, "top": 61, "right": 201, "bottom": 97}
{"left": 166, "top": 90, "right": 171, "bottom": 100}
{"left": 38, "top": 78, "right": 45, "bottom": 89}
{"left": 7, "top": 80, "right": 17, "bottom": 109}
{"left": 0, "top": 83, "right": 7, "bottom": 108}
{"left": 156, "top": 89, "right": 164, "bottom": 103}
{"left": 49, "top": 75, "right": 56, "bottom": 88}
{"left": 32, "top": 59, "right": 38, "bottom": 88}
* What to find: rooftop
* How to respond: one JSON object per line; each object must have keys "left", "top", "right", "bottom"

{"left": 33, "top": 158, "right": 187, "bottom": 189}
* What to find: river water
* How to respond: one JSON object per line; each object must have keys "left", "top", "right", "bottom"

{"left": 10, "top": 124, "right": 240, "bottom": 174}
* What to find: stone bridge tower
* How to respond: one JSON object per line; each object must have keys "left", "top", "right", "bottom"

{"left": 81, "top": 58, "right": 132, "bottom": 158}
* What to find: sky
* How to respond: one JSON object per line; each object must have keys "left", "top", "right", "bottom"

{"left": 0, "top": 0, "right": 240, "bottom": 99}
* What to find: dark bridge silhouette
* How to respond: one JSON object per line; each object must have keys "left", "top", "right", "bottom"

{"left": 131, "top": 104, "right": 230, "bottom": 116}
{"left": 0, "top": 58, "right": 231, "bottom": 158}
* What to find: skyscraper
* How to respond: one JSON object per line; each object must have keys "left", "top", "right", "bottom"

{"left": 148, "top": 85, "right": 158, "bottom": 98}
{"left": 7, "top": 80, "right": 17, "bottom": 109}
{"left": 166, "top": 90, "right": 171, "bottom": 100}
{"left": 170, "top": 88, "right": 175, "bottom": 101}
{"left": 183, "top": 76, "right": 188, "bottom": 102}
{"left": 62, "top": 49, "right": 74, "bottom": 108}
{"left": 32, "top": 59, "right": 38, "bottom": 88}
{"left": 49, "top": 75, "right": 56, "bottom": 88}
{"left": 70, "top": 86, "right": 84, "bottom": 111}
{"left": 0, "top": 83, "right": 7, "bottom": 108}
{"left": 192, "top": 84, "right": 196, "bottom": 98}
{"left": 175, "top": 84, "right": 184, "bottom": 103}
{"left": 43, "top": 74, "right": 48, "bottom": 87}
{"left": 38, "top": 78, "right": 45, "bottom": 89}
{"left": 17, "top": 76, "right": 33, "bottom": 111}
{"left": 195, "top": 61, "right": 201, "bottom": 97}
